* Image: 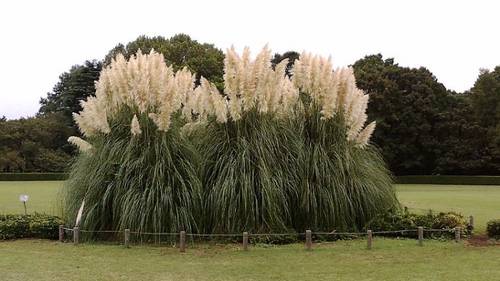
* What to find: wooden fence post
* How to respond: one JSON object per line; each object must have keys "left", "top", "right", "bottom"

{"left": 73, "top": 226, "right": 79, "bottom": 245}
{"left": 242, "top": 232, "right": 249, "bottom": 251}
{"left": 417, "top": 227, "right": 423, "bottom": 246}
{"left": 367, "top": 230, "right": 373, "bottom": 250}
{"left": 124, "top": 229, "right": 130, "bottom": 248}
{"left": 179, "top": 231, "right": 186, "bottom": 253}
{"left": 59, "top": 225, "right": 64, "bottom": 242}
{"left": 469, "top": 215, "right": 474, "bottom": 234}
{"left": 305, "top": 230, "right": 312, "bottom": 250}
{"left": 455, "top": 227, "right": 461, "bottom": 243}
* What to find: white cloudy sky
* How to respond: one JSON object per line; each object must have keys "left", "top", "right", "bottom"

{"left": 1, "top": 0, "right": 499, "bottom": 119}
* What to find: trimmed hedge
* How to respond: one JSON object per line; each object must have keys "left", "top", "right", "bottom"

{"left": 0, "top": 213, "right": 64, "bottom": 240}
{"left": 487, "top": 219, "right": 500, "bottom": 239}
{"left": 2, "top": 174, "right": 498, "bottom": 184}
{"left": 0, "top": 173, "right": 68, "bottom": 181}
{"left": 396, "top": 175, "right": 500, "bottom": 185}
{"left": 366, "top": 209, "right": 469, "bottom": 238}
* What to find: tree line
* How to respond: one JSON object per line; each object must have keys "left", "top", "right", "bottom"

{"left": 0, "top": 34, "right": 498, "bottom": 175}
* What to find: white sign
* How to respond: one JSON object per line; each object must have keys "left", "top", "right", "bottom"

{"left": 19, "top": 194, "right": 29, "bottom": 202}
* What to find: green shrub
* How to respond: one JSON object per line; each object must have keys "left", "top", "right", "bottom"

{"left": 395, "top": 175, "right": 500, "bottom": 185}
{"left": 366, "top": 209, "right": 469, "bottom": 239}
{"left": 0, "top": 213, "right": 64, "bottom": 240}
{"left": 0, "top": 173, "right": 68, "bottom": 181}
{"left": 486, "top": 219, "right": 500, "bottom": 239}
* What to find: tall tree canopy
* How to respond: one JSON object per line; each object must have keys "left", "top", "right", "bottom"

{"left": 39, "top": 34, "right": 225, "bottom": 130}
{"left": 0, "top": 113, "right": 73, "bottom": 172}
{"left": 352, "top": 54, "right": 494, "bottom": 175}
{"left": 468, "top": 67, "right": 500, "bottom": 171}
{"left": 39, "top": 60, "right": 102, "bottom": 127}
{"left": 34, "top": 33, "right": 226, "bottom": 164}
{"left": 6, "top": 36, "right": 498, "bottom": 175}
{"left": 271, "top": 51, "right": 300, "bottom": 77}
{"left": 104, "top": 34, "right": 225, "bottom": 89}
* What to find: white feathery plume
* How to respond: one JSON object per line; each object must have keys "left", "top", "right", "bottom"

{"left": 68, "top": 136, "right": 93, "bottom": 153}
{"left": 293, "top": 52, "right": 337, "bottom": 117}
{"left": 346, "top": 91, "right": 369, "bottom": 141}
{"left": 355, "top": 121, "right": 376, "bottom": 148}
{"left": 180, "top": 121, "right": 207, "bottom": 137}
{"left": 218, "top": 45, "right": 298, "bottom": 121}
{"left": 73, "top": 97, "right": 110, "bottom": 137}
{"left": 291, "top": 54, "right": 375, "bottom": 147}
{"left": 75, "top": 199, "right": 85, "bottom": 227}
{"left": 74, "top": 45, "right": 376, "bottom": 148}
{"left": 74, "top": 50, "right": 195, "bottom": 134}
{"left": 200, "top": 78, "right": 228, "bottom": 123}
{"left": 130, "top": 115, "right": 142, "bottom": 136}
{"left": 224, "top": 46, "right": 243, "bottom": 120}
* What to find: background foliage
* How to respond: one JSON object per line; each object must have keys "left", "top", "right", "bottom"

{"left": 0, "top": 213, "right": 63, "bottom": 240}
{"left": 487, "top": 219, "right": 500, "bottom": 239}
{"left": 352, "top": 54, "right": 497, "bottom": 175}
{"left": 366, "top": 209, "right": 469, "bottom": 238}
{"left": 104, "top": 34, "right": 224, "bottom": 89}
{"left": 0, "top": 113, "right": 73, "bottom": 172}
{"left": 39, "top": 60, "right": 103, "bottom": 130}
{"left": 1, "top": 34, "right": 499, "bottom": 175}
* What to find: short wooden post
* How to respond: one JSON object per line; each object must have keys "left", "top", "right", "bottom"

{"left": 58, "top": 225, "right": 64, "bottom": 242}
{"left": 455, "top": 227, "right": 461, "bottom": 243}
{"left": 179, "top": 231, "right": 186, "bottom": 253}
{"left": 305, "top": 230, "right": 312, "bottom": 250}
{"left": 417, "top": 227, "right": 423, "bottom": 246}
{"left": 367, "top": 230, "right": 373, "bottom": 250}
{"left": 469, "top": 215, "right": 474, "bottom": 234}
{"left": 242, "top": 232, "right": 249, "bottom": 251}
{"left": 73, "top": 226, "right": 80, "bottom": 245}
{"left": 124, "top": 229, "right": 130, "bottom": 248}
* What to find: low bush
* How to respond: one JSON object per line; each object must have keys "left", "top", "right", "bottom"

{"left": 486, "top": 219, "right": 500, "bottom": 239}
{"left": 0, "top": 213, "right": 64, "bottom": 240}
{"left": 395, "top": 175, "right": 500, "bottom": 185}
{"left": 0, "top": 173, "right": 68, "bottom": 181}
{"left": 366, "top": 209, "right": 469, "bottom": 239}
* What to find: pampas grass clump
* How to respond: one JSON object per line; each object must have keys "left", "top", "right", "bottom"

{"left": 63, "top": 51, "right": 202, "bottom": 234}
{"left": 192, "top": 46, "right": 300, "bottom": 233}
{"left": 192, "top": 48, "right": 398, "bottom": 232}
{"left": 289, "top": 53, "right": 397, "bottom": 231}
{"left": 64, "top": 46, "right": 398, "bottom": 236}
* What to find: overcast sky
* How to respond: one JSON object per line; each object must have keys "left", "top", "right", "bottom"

{"left": 1, "top": 0, "right": 499, "bottom": 119}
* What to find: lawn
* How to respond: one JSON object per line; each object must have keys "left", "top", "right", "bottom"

{"left": 1, "top": 181, "right": 499, "bottom": 232}
{"left": 1, "top": 239, "right": 499, "bottom": 281}
{"left": 396, "top": 184, "right": 500, "bottom": 232}
{"left": 0, "top": 181, "right": 63, "bottom": 215}
{"left": 1, "top": 181, "right": 500, "bottom": 280}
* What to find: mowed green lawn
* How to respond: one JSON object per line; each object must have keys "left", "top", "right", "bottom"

{"left": 0, "top": 181, "right": 63, "bottom": 215}
{"left": 1, "top": 181, "right": 499, "bottom": 232}
{"left": 1, "top": 181, "right": 500, "bottom": 280}
{"left": 1, "top": 239, "right": 499, "bottom": 281}
{"left": 396, "top": 184, "right": 500, "bottom": 232}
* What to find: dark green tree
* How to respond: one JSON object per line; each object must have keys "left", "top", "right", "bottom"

{"left": 104, "top": 34, "right": 225, "bottom": 89}
{"left": 352, "top": 54, "right": 495, "bottom": 175}
{"left": 271, "top": 51, "right": 300, "bottom": 77}
{"left": 352, "top": 55, "right": 448, "bottom": 174}
{"left": 33, "top": 34, "right": 224, "bottom": 171}
{"left": 0, "top": 113, "right": 73, "bottom": 172}
{"left": 433, "top": 94, "right": 494, "bottom": 174}
{"left": 468, "top": 67, "right": 500, "bottom": 172}
{"left": 39, "top": 60, "right": 102, "bottom": 127}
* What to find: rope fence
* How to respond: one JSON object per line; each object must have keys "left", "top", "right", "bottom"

{"left": 58, "top": 220, "right": 472, "bottom": 252}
